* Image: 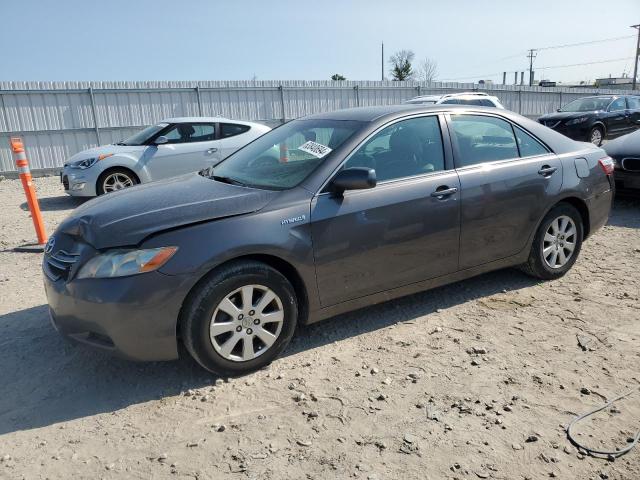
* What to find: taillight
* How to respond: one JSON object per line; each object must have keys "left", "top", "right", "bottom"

{"left": 598, "top": 156, "right": 614, "bottom": 175}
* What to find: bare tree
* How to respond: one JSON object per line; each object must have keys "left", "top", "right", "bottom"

{"left": 331, "top": 73, "right": 346, "bottom": 81}
{"left": 417, "top": 57, "right": 438, "bottom": 82}
{"left": 389, "top": 50, "right": 415, "bottom": 81}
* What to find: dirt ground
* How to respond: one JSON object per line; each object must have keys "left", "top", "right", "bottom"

{"left": 0, "top": 175, "right": 639, "bottom": 480}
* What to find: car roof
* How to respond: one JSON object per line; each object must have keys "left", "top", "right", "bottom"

{"left": 304, "top": 104, "right": 502, "bottom": 122}
{"left": 160, "top": 117, "right": 258, "bottom": 125}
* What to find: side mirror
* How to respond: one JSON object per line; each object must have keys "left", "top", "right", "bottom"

{"left": 556, "top": 108, "right": 561, "bottom": 112}
{"left": 155, "top": 136, "right": 169, "bottom": 145}
{"left": 330, "top": 167, "right": 376, "bottom": 195}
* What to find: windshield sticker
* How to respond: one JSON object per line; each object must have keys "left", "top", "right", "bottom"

{"left": 298, "top": 140, "right": 332, "bottom": 158}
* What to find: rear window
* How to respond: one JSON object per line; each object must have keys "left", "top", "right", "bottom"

{"left": 221, "top": 123, "right": 251, "bottom": 138}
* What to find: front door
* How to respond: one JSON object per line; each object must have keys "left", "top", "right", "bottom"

{"left": 311, "top": 115, "right": 461, "bottom": 307}
{"left": 446, "top": 113, "right": 563, "bottom": 269}
{"left": 143, "top": 122, "right": 221, "bottom": 180}
{"left": 606, "top": 97, "right": 629, "bottom": 137}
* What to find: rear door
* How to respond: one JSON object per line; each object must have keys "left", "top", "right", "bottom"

{"left": 311, "top": 115, "right": 461, "bottom": 306}
{"left": 144, "top": 122, "right": 220, "bottom": 180}
{"left": 447, "top": 113, "right": 563, "bottom": 269}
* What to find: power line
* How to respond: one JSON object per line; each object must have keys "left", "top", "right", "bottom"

{"left": 440, "top": 57, "right": 634, "bottom": 82}
{"left": 536, "top": 34, "right": 635, "bottom": 51}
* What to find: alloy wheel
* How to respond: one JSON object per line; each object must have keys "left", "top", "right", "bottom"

{"left": 590, "top": 128, "right": 602, "bottom": 146}
{"left": 209, "top": 284, "right": 284, "bottom": 362}
{"left": 103, "top": 172, "right": 134, "bottom": 192}
{"left": 542, "top": 215, "right": 577, "bottom": 269}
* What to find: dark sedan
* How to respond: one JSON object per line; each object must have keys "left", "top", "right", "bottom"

{"left": 604, "top": 129, "right": 640, "bottom": 194}
{"left": 43, "top": 105, "right": 614, "bottom": 375}
{"left": 538, "top": 95, "right": 640, "bottom": 146}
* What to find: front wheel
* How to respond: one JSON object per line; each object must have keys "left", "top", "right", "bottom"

{"left": 180, "top": 261, "right": 298, "bottom": 375}
{"left": 588, "top": 126, "right": 603, "bottom": 146}
{"left": 96, "top": 168, "right": 138, "bottom": 195}
{"left": 520, "top": 203, "right": 583, "bottom": 280}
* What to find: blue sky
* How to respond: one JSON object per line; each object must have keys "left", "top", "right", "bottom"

{"left": 1, "top": 0, "right": 638, "bottom": 83}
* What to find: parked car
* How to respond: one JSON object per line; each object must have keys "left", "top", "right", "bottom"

{"left": 404, "top": 92, "right": 504, "bottom": 108}
{"left": 61, "top": 117, "right": 270, "bottom": 196}
{"left": 44, "top": 105, "right": 613, "bottom": 375}
{"left": 603, "top": 129, "right": 640, "bottom": 194}
{"left": 538, "top": 95, "right": 640, "bottom": 146}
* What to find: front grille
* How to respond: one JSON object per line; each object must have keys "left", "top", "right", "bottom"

{"left": 621, "top": 158, "right": 640, "bottom": 172}
{"left": 44, "top": 250, "right": 79, "bottom": 281}
{"left": 62, "top": 175, "right": 69, "bottom": 190}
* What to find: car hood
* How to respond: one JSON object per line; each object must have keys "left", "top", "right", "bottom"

{"left": 65, "top": 144, "right": 146, "bottom": 165}
{"left": 538, "top": 111, "right": 597, "bottom": 122}
{"left": 56, "top": 173, "right": 277, "bottom": 249}
{"left": 603, "top": 129, "right": 640, "bottom": 159}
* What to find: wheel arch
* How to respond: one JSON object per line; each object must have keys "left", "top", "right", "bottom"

{"left": 531, "top": 196, "right": 590, "bottom": 246}
{"left": 590, "top": 121, "right": 606, "bottom": 138}
{"left": 176, "top": 253, "right": 310, "bottom": 340}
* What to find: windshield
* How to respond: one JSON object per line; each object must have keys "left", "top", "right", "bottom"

{"left": 209, "top": 119, "right": 364, "bottom": 190}
{"left": 560, "top": 97, "right": 612, "bottom": 112}
{"left": 117, "top": 123, "right": 169, "bottom": 146}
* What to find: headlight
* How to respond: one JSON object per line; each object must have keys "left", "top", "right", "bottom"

{"left": 77, "top": 247, "right": 178, "bottom": 279}
{"left": 566, "top": 117, "right": 588, "bottom": 125}
{"left": 69, "top": 153, "right": 114, "bottom": 169}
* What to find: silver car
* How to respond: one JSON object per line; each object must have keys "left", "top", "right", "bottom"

{"left": 61, "top": 117, "right": 270, "bottom": 196}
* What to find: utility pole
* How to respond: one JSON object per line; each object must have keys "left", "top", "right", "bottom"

{"left": 527, "top": 49, "right": 537, "bottom": 86}
{"left": 632, "top": 24, "right": 640, "bottom": 91}
{"left": 381, "top": 42, "right": 384, "bottom": 81}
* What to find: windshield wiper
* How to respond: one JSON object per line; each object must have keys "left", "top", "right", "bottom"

{"left": 212, "top": 175, "right": 248, "bottom": 187}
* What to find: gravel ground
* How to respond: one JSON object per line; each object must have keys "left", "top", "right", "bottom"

{"left": 0, "top": 175, "right": 639, "bottom": 480}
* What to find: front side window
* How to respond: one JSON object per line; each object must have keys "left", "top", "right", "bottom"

{"left": 608, "top": 98, "right": 626, "bottom": 112}
{"left": 449, "top": 114, "right": 518, "bottom": 167}
{"left": 221, "top": 123, "right": 251, "bottom": 138}
{"left": 344, "top": 116, "right": 445, "bottom": 182}
{"left": 118, "top": 123, "right": 169, "bottom": 146}
{"left": 210, "top": 119, "right": 364, "bottom": 190}
{"left": 162, "top": 123, "right": 216, "bottom": 144}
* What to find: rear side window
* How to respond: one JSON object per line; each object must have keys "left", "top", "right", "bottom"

{"left": 449, "top": 115, "right": 518, "bottom": 167}
{"left": 221, "top": 123, "right": 251, "bottom": 138}
{"left": 627, "top": 97, "right": 640, "bottom": 109}
{"left": 513, "top": 126, "right": 549, "bottom": 157}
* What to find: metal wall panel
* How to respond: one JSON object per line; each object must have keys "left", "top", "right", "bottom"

{"left": 1, "top": 80, "right": 638, "bottom": 173}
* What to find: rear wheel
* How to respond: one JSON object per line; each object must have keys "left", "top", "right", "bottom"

{"left": 180, "top": 261, "right": 298, "bottom": 375}
{"left": 588, "top": 126, "right": 603, "bottom": 146}
{"left": 96, "top": 168, "right": 138, "bottom": 195}
{"left": 520, "top": 203, "right": 583, "bottom": 280}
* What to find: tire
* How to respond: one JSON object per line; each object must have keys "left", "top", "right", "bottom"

{"left": 588, "top": 126, "right": 604, "bottom": 146}
{"left": 180, "top": 260, "right": 298, "bottom": 375}
{"left": 96, "top": 168, "right": 139, "bottom": 195}
{"left": 520, "top": 203, "right": 583, "bottom": 280}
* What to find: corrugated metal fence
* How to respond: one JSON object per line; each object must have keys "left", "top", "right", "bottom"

{"left": 1, "top": 80, "right": 638, "bottom": 173}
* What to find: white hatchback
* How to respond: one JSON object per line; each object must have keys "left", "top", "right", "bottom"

{"left": 404, "top": 92, "right": 505, "bottom": 108}
{"left": 61, "top": 117, "right": 270, "bottom": 196}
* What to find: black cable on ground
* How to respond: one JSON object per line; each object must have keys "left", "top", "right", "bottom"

{"left": 566, "top": 386, "right": 640, "bottom": 459}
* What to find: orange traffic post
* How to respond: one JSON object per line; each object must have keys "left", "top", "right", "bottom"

{"left": 9, "top": 137, "right": 48, "bottom": 247}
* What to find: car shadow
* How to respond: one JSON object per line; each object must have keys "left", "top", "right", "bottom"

{"left": 20, "top": 195, "right": 88, "bottom": 212}
{"left": 0, "top": 268, "right": 537, "bottom": 436}
{"left": 607, "top": 196, "right": 640, "bottom": 229}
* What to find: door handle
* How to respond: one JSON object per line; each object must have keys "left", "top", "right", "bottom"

{"left": 430, "top": 186, "right": 458, "bottom": 198}
{"left": 206, "top": 147, "right": 218, "bottom": 154}
{"left": 538, "top": 165, "right": 557, "bottom": 177}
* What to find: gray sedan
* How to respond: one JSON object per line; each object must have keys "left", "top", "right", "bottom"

{"left": 43, "top": 105, "right": 614, "bottom": 375}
